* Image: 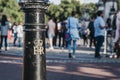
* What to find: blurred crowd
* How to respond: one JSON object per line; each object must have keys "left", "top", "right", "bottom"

{"left": 45, "top": 10, "right": 120, "bottom": 59}
{"left": 0, "top": 10, "right": 120, "bottom": 59}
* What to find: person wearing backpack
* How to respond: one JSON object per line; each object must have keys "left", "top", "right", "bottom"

{"left": 67, "top": 11, "right": 80, "bottom": 58}
{"left": 16, "top": 22, "right": 23, "bottom": 47}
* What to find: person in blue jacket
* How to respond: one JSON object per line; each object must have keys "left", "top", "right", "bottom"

{"left": 67, "top": 11, "right": 80, "bottom": 58}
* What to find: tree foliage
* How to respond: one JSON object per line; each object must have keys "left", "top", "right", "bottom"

{"left": 81, "top": 3, "right": 97, "bottom": 18}
{"left": 0, "top": 0, "right": 97, "bottom": 23}
{"left": 46, "top": 0, "right": 97, "bottom": 22}
{"left": 117, "top": 0, "right": 120, "bottom": 10}
{"left": 0, "top": 0, "right": 24, "bottom": 23}
{"left": 46, "top": 0, "right": 81, "bottom": 22}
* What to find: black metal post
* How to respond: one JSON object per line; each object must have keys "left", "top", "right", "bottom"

{"left": 19, "top": 0, "right": 48, "bottom": 80}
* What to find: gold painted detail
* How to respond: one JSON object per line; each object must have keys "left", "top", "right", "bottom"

{"left": 34, "top": 39, "right": 44, "bottom": 55}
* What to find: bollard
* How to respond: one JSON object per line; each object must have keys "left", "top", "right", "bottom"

{"left": 18, "top": 0, "right": 49, "bottom": 80}
{"left": 103, "top": 29, "right": 107, "bottom": 54}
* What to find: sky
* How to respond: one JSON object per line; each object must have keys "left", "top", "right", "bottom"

{"left": 49, "top": 0, "right": 99, "bottom": 5}
{"left": 82, "top": 0, "right": 99, "bottom": 4}
{"left": 49, "top": 0, "right": 61, "bottom": 5}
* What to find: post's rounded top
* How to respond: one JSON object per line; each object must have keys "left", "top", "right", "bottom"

{"left": 18, "top": 0, "right": 49, "bottom": 11}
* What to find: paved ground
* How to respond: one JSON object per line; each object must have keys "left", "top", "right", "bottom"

{"left": 0, "top": 42, "right": 120, "bottom": 80}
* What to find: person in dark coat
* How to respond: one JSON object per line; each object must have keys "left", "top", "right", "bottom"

{"left": 88, "top": 16, "right": 95, "bottom": 48}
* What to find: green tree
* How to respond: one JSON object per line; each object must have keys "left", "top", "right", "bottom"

{"left": 46, "top": 4, "right": 63, "bottom": 21}
{"left": 0, "top": 0, "right": 24, "bottom": 23}
{"left": 46, "top": 0, "right": 97, "bottom": 22}
{"left": 81, "top": 3, "right": 97, "bottom": 18}
{"left": 60, "top": 0, "right": 81, "bottom": 20}
{"left": 46, "top": 0, "right": 81, "bottom": 22}
{"left": 117, "top": 0, "right": 120, "bottom": 10}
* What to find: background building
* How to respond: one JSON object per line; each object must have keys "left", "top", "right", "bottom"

{"left": 98, "top": 0, "right": 117, "bottom": 21}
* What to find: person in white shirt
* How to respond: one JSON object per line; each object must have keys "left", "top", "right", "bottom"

{"left": 47, "top": 19, "right": 56, "bottom": 50}
{"left": 16, "top": 22, "right": 23, "bottom": 47}
{"left": 0, "top": 15, "right": 10, "bottom": 51}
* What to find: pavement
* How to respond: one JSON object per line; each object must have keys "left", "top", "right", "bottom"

{"left": 0, "top": 42, "right": 120, "bottom": 80}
